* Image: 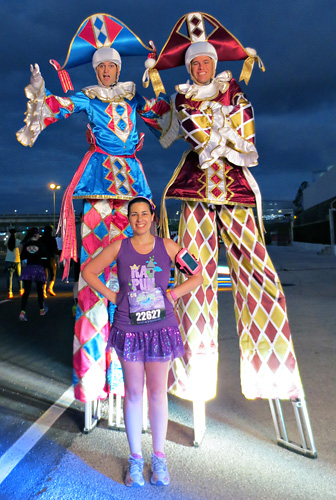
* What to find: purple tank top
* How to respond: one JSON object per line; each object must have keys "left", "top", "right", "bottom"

{"left": 113, "top": 236, "right": 178, "bottom": 332}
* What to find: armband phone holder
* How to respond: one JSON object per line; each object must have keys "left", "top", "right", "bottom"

{"left": 175, "top": 248, "right": 201, "bottom": 275}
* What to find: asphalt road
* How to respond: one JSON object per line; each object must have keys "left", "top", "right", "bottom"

{"left": 0, "top": 245, "right": 336, "bottom": 499}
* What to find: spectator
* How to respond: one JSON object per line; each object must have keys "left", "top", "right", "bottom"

{"left": 19, "top": 227, "right": 48, "bottom": 321}
{"left": 5, "top": 228, "right": 24, "bottom": 299}
{"left": 41, "top": 225, "right": 58, "bottom": 296}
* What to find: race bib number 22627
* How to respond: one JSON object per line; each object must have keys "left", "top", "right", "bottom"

{"left": 128, "top": 288, "right": 166, "bottom": 325}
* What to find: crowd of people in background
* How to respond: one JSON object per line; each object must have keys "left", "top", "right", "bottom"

{"left": 3, "top": 225, "right": 61, "bottom": 321}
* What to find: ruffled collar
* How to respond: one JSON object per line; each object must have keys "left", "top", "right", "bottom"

{"left": 175, "top": 71, "right": 232, "bottom": 100}
{"left": 82, "top": 81, "right": 136, "bottom": 101}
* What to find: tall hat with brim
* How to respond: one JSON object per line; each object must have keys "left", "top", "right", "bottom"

{"left": 143, "top": 11, "right": 265, "bottom": 96}
{"left": 50, "top": 13, "right": 153, "bottom": 92}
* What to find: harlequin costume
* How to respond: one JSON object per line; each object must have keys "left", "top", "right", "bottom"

{"left": 142, "top": 12, "right": 304, "bottom": 402}
{"left": 16, "top": 14, "right": 166, "bottom": 402}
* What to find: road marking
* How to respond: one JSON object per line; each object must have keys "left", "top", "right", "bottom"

{"left": 0, "top": 386, "right": 74, "bottom": 484}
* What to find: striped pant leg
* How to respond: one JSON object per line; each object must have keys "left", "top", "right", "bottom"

{"left": 73, "top": 199, "right": 129, "bottom": 402}
{"left": 217, "top": 204, "right": 303, "bottom": 400}
{"left": 168, "top": 201, "right": 219, "bottom": 401}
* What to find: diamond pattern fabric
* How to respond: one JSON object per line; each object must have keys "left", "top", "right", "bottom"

{"left": 168, "top": 201, "right": 303, "bottom": 402}
{"left": 73, "top": 199, "right": 129, "bottom": 402}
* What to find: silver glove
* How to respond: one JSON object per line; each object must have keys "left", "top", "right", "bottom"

{"left": 30, "top": 63, "right": 43, "bottom": 88}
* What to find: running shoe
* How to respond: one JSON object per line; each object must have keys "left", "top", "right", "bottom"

{"left": 8, "top": 292, "right": 13, "bottom": 299}
{"left": 125, "top": 455, "right": 145, "bottom": 487}
{"left": 20, "top": 289, "right": 24, "bottom": 296}
{"left": 40, "top": 305, "right": 49, "bottom": 316}
{"left": 151, "top": 454, "right": 170, "bottom": 486}
{"left": 19, "top": 311, "right": 27, "bottom": 322}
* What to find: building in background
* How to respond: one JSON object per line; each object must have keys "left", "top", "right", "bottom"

{"left": 293, "top": 165, "right": 336, "bottom": 245}
{"left": 262, "top": 200, "right": 294, "bottom": 246}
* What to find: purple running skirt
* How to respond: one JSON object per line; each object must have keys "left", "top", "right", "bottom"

{"left": 107, "top": 325, "right": 185, "bottom": 362}
{"left": 21, "top": 264, "right": 46, "bottom": 282}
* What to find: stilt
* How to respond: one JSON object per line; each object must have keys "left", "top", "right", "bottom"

{"left": 84, "top": 390, "right": 149, "bottom": 432}
{"left": 193, "top": 399, "right": 206, "bottom": 447}
{"left": 83, "top": 400, "right": 101, "bottom": 433}
{"left": 269, "top": 397, "right": 317, "bottom": 458}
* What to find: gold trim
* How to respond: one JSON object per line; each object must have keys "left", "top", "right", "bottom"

{"left": 165, "top": 195, "right": 255, "bottom": 208}
{"left": 73, "top": 194, "right": 135, "bottom": 200}
{"left": 104, "top": 102, "right": 130, "bottom": 144}
{"left": 152, "top": 12, "right": 250, "bottom": 72}
{"left": 60, "top": 13, "right": 152, "bottom": 70}
{"left": 174, "top": 17, "right": 191, "bottom": 42}
{"left": 160, "top": 152, "right": 256, "bottom": 210}
{"left": 239, "top": 55, "right": 265, "bottom": 85}
{"left": 224, "top": 164, "right": 234, "bottom": 203}
{"left": 148, "top": 68, "right": 166, "bottom": 97}
{"left": 159, "top": 150, "right": 190, "bottom": 237}
{"left": 82, "top": 86, "right": 135, "bottom": 102}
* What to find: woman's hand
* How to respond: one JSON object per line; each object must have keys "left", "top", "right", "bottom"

{"left": 108, "top": 290, "right": 118, "bottom": 305}
{"left": 166, "top": 290, "right": 175, "bottom": 305}
{"left": 81, "top": 240, "right": 122, "bottom": 301}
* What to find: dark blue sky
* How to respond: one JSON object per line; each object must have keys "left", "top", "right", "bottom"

{"left": 2, "top": 0, "right": 335, "bottom": 215}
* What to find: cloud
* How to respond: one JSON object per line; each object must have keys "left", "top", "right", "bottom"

{"left": 2, "top": 0, "right": 335, "bottom": 213}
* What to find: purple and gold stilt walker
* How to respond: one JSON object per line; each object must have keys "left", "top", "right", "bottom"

{"left": 142, "top": 12, "right": 316, "bottom": 455}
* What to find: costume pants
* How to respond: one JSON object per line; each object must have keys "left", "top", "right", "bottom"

{"left": 21, "top": 279, "right": 44, "bottom": 310}
{"left": 7, "top": 262, "right": 23, "bottom": 294}
{"left": 45, "top": 257, "right": 57, "bottom": 283}
{"left": 73, "top": 199, "right": 130, "bottom": 402}
{"left": 168, "top": 201, "right": 303, "bottom": 401}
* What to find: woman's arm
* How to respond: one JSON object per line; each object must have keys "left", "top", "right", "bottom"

{"left": 82, "top": 240, "right": 122, "bottom": 304}
{"left": 163, "top": 238, "right": 203, "bottom": 305}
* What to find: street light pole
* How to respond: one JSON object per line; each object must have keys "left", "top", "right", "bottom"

{"left": 49, "top": 183, "right": 61, "bottom": 233}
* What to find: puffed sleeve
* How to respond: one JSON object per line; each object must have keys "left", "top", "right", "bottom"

{"left": 137, "top": 93, "right": 180, "bottom": 148}
{"left": 16, "top": 81, "right": 89, "bottom": 147}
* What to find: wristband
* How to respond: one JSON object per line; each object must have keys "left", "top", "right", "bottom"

{"left": 170, "top": 289, "right": 177, "bottom": 301}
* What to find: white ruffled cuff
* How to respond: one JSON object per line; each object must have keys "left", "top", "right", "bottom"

{"left": 199, "top": 105, "right": 258, "bottom": 169}
{"left": 16, "top": 81, "right": 48, "bottom": 147}
{"left": 159, "top": 97, "right": 181, "bottom": 149}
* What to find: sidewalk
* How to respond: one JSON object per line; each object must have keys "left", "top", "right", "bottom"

{"left": 1, "top": 245, "right": 336, "bottom": 499}
{"left": 35, "top": 246, "right": 336, "bottom": 499}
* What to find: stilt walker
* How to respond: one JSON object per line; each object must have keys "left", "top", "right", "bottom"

{"left": 16, "top": 14, "right": 167, "bottom": 417}
{"left": 142, "top": 12, "right": 316, "bottom": 455}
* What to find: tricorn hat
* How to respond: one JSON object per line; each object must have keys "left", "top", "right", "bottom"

{"left": 50, "top": 13, "right": 153, "bottom": 92}
{"left": 143, "top": 12, "right": 265, "bottom": 96}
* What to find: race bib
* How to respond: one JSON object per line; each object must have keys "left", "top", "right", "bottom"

{"left": 128, "top": 287, "right": 166, "bottom": 325}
